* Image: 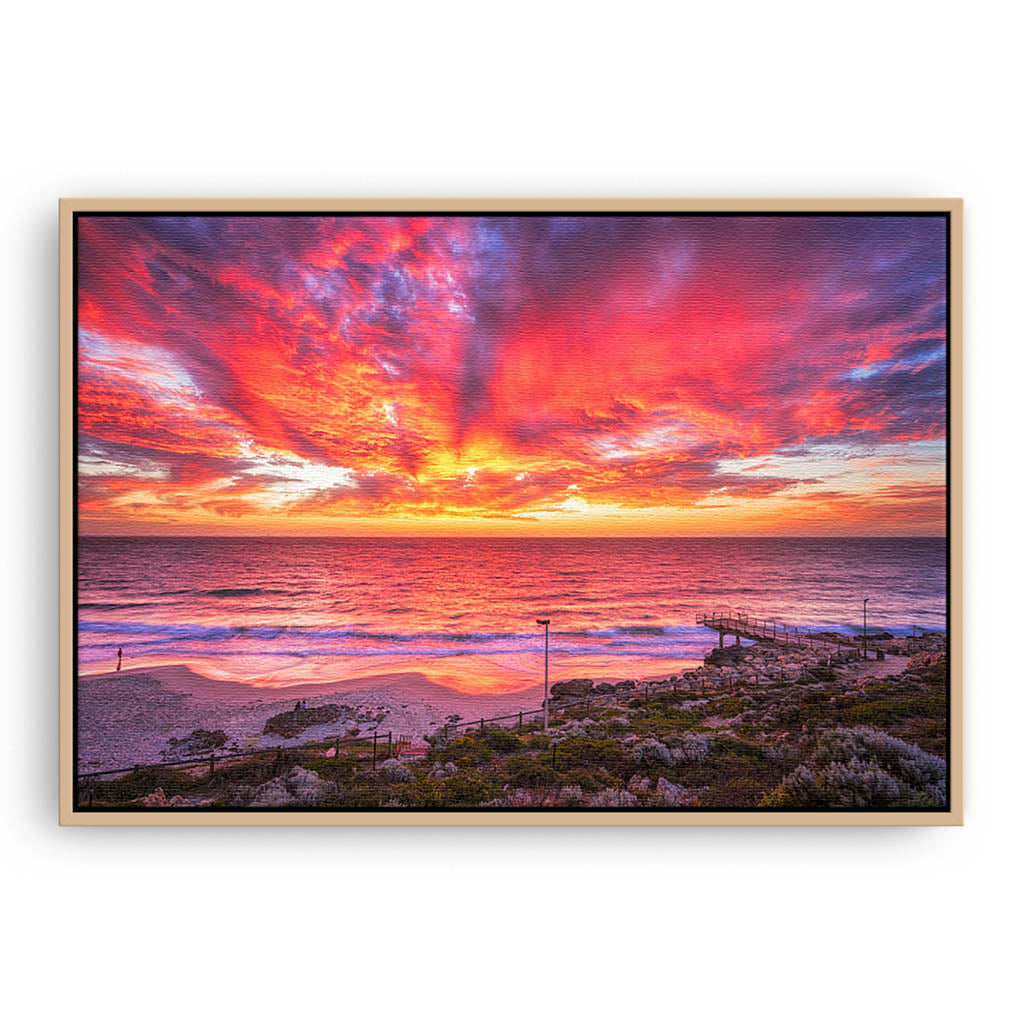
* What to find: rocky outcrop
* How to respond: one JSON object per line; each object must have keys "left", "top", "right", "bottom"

{"left": 165, "top": 728, "right": 228, "bottom": 756}
{"left": 705, "top": 645, "right": 752, "bottom": 667}
{"left": 250, "top": 766, "right": 337, "bottom": 807}
{"left": 380, "top": 759, "right": 415, "bottom": 783}
{"left": 587, "top": 788, "right": 638, "bottom": 807}
{"left": 550, "top": 678, "right": 595, "bottom": 700}
{"left": 263, "top": 704, "right": 345, "bottom": 739}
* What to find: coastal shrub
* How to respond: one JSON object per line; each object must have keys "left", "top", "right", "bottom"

{"left": 442, "top": 773, "right": 499, "bottom": 806}
{"left": 505, "top": 754, "right": 558, "bottom": 789}
{"left": 82, "top": 765, "right": 205, "bottom": 807}
{"left": 564, "top": 705, "right": 601, "bottom": 721}
{"left": 708, "top": 697, "right": 747, "bottom": 719}
{"left": 560, "top": 769, "right": 602, "bottom": 793}
{"left": 437, "top": 735, "right": 491, "bottom": 764}
{"left": 841, "top": 694, "right": 946, "bottom": 729}
{"left": 631, "top": 738, "right": 674, "bottom": 770}
{"left": 301, "top": 755, "right": 359, "bottom": 782}
{"left": 557, "top": 785, "right": 585, "bottom": 806}
{"left": 557, "top": 737, "right": 626, "bottom": 776}
{"left": 522, "top": 733, "right": 552, "bottom": 750}
{"left": 386, "top": 776, "right": 447, "bottom": 809}
{"left": 480, "top": 727, "right": 523, "bottom": 753}
{"left": 760, "top": 726, "right": 947, "bottom": 808}
{"left": 671, "top": 732, "right": 714, "bottom": 765}
{"left": 627, "top": 707, "right": 703, "bottom": 735}
{"left": 587, "top": 788, "right": 638, "bottom": 808}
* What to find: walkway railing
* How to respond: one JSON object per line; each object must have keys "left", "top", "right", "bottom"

{"left": 696, "top": 611, "right": 885, "bottom": 654}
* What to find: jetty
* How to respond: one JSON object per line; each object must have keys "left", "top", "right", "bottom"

{"left": 696, "top": 612, "right": 889, "bottom": 659}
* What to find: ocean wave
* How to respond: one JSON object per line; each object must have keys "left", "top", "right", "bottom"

{"left": 79, "top": 601, "right": 157, "bottom": 610}
{"left": 200, "top": 587, "right": 265, "bottom": 598}
{"left": 78, "top": 638, "right": 707, "bottom": 662}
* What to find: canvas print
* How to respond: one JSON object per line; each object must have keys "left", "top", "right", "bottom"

{"left": 70, "top": 209, "right": 953, "bottom": 816}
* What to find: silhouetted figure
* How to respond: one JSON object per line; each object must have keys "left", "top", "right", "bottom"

{"left": 116, "top": 647, "right": 123, "bottom": 672}
{"left": 294, "top": 700, "right": 301, "bottom": 713}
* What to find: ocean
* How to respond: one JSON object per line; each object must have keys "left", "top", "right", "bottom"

{"left": 77, "top": 536, "right": 946, "bottom": 694}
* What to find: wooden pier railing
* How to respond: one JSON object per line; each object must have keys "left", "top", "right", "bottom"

{"left": 696, "top": 612, "right": 887, "bottom": 657}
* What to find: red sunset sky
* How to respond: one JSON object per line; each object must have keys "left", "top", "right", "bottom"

{"left": 76, "top": 214, "right": 947, "bottom": 536}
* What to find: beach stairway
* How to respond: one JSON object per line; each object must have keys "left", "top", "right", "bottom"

{"left": 394, "top": 733, "right": 430, "bottom": 761}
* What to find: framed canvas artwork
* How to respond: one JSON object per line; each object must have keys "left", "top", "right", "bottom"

{"left": 59, "top": 199, "right": 962, "bottom": 824}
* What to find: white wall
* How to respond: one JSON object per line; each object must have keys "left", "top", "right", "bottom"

{"left": 3, "top": 2, "right": 1019, "bottom": 1021}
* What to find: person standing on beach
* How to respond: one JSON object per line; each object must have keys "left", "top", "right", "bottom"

{"left": 116, "top": 646, "right": 123, "bottom": 672}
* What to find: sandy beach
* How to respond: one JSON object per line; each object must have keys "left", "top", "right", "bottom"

{"left": 78, "top": 663, "right": 545, "bottom": 773}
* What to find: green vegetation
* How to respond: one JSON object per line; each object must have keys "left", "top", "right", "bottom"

{"left": 83, "top": 651, "right": 949, "bottom": 812}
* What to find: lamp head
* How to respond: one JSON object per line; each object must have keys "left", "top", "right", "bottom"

{"left": 536, "top": 618, "right": 551, "bottom": 626}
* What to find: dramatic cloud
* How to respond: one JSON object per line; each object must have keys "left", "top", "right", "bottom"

{"left": 76, "top": 214, "right": 947, "bottom": 535}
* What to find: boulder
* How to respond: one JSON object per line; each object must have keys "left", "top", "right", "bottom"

{"left": 141, "top": 787, "right": 167, "bottom": 807}
{"left": 655, "top": 777, "right": 685, "bottom": 804}
{"left": 380, "top": 759, "right": 415, "bottom": 783}
{"left": 165, "top": 729, "right": 228, "bottom": 757}
{"left": 550, "top": 678, "right": 595, "bottom": 700}
{"left": 706, "top": 645, "right": 751, "bottom": 667}
{"left": 263, "top": 704, "right": 346, "bottom": 739}
{"left": 627, "top": 774, "right": 652, "bottom": 793}
{"left": 250, "top": 779, "right": 292, "bottom": 807}
{"left": 250, "top": 766, "right": 335, "bottom": 807}
{"left": 588, "top": 788, "right": 638, "bottom": 808}
{"left": 286, "top": 766, "right": 334, "bottom": 804}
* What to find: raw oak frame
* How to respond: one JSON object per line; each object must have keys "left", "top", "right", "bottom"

{"left": 58, "top": 197, "right": 964, "bottom": 826}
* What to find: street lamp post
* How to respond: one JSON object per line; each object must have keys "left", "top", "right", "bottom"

{"left": 863, "top": 598, "right": 869, "bottom": 660}
{"left": 536, "top": 618, "right": 551, "bottom": 732}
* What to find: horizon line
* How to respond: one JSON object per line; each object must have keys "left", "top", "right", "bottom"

{"left": 77, "top": 532, "right": 948, "bottom": 540}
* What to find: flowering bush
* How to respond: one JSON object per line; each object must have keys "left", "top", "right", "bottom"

{"left": 671, "top": 732, "right": 714, "bottom": 765}
{"left": 760, "top": 726, "right": 946, "bottom": 808}
{"left": 631, "top": 738, "right": 674, "bottom": 768}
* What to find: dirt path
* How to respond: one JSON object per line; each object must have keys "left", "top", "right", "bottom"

{"left": 839, "top": 654, "right": 909, "bottom": 683}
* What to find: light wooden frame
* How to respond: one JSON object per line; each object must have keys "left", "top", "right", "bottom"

{"left": 59, "top": 198, "right": 964, "bottom": 825}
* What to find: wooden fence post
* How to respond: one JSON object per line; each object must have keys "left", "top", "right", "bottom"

{"left": 518, "top": 711, "right": 523, "bottom": 731}
{"left": 208, "top": 752, "right": 215, "bottom": 778}
{"left": 388, "top": 732, "right": 392, "bottom": 758}
{"left": 372, "top": 733, "right": 377, "bottom": 772}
